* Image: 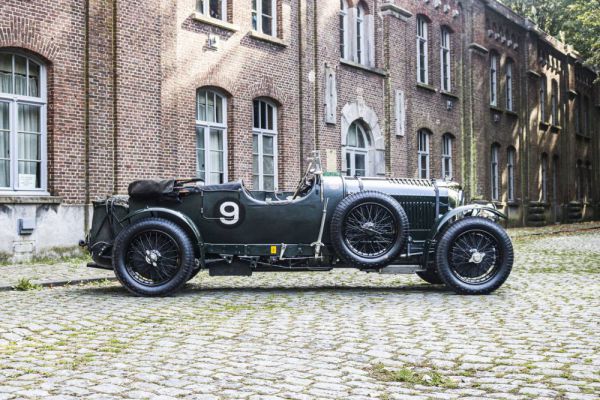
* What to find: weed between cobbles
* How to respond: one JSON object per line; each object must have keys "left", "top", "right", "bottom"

{"left": 13, "top": 278, "right": 42, "bottom": 291}
{"left": 369, "top": 362, "right": 458, "bottom": 388}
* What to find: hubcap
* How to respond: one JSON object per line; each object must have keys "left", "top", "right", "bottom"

{"left": 449, "top": 229, "right": 500, "bottom": 284}
{"left": 125, "top": 229, "right": 181, "bottom": 286}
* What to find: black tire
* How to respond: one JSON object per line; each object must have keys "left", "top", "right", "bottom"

{"left": 416, "top": 268, "right": 444, "bottom": 284}
{"left": 112, "top": 218, "right": 195, "bottom": 296}
{"left": 187, "top": 267, "right": 201, "bottom": 282}
{"left": 435, "top": 217, "right": 513, "bottom": 295}
{"left": 330, "top": 191, "right": 409, "bottom": 269}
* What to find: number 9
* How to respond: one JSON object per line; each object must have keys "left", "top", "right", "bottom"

{"left": 219, "top": 201, "right": 240, "bottom": 225}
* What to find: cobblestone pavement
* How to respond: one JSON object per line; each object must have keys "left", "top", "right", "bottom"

{"left": 1, "top": 228, "right": 599, "bottom": 399}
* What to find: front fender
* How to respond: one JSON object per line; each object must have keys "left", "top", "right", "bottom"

{"left": 120, "top": 207, "right": 204, "bottom": 258}
{"left": 429, "top": 205, "right": 506, "bottom": 240}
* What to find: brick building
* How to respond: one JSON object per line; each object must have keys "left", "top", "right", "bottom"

{"left": 0, "top": 0, "right": 598, "bottom": 260}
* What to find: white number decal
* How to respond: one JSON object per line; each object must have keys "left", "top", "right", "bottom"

{"left": 219, "top": 201, "right": 240, "bottom": 225}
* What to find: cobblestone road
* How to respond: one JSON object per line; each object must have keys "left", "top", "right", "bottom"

{"left": 1, "top": 227, "right": 599, "bottom": 400}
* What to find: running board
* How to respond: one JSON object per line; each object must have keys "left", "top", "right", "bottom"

{"left": 378, "top": 265, "right": 425, "bottom": 274}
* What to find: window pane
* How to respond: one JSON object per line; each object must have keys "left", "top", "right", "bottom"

{"left": 28, "top": 61, "right": 40, "bottom": 97}
{"left": 347, "top": 124, "right": 357, "bottom": 147}
{"left": 0, "top": 102, "right": 8, "bottom": 131}
{"left": 260, "top": 101, "right": 267, "bottom": 129}
{"left": 18, "top": 104, "right": 41, "bottom": 133}
{"left": 196, "top": 126, "right": 205, "bottom": 177}
{"left": 267, "top": 104, "right": 273, "bottom": 130}
{"left": 264, "top": 176, "right": 275, "bottom": 191}
{"left": 263, "top": 135, "right": 274, "bottom": 155}
{"left": 215, "top": 94, "right": 223, "bottom": 124}
{"left": 209, "top": 0, "right": 222, "bottom": 19}
{"left": 209, "top": 128, "right": 223, "bottom": 151}
{"left": 0, "top": 103, "right": 8, "bottom": 187}
{"left": 253, "top": 154, "right": 259, "bottom": 175}
{"left": 14, "top": 55, "right": 27, "bottom": 96}
{"left": 345, "top": 151, "right": 351, "bottom": 176}
{"left": 197, "top": 90, "right": 206, "bottom": 121}
{"left": 207, "top": 92, "right": 215, "bottom": 123}
{"left": 253, "top": 101, "right": 260, "bottom": 129}
{"left": 262, "top": 0, "right": 272, "bottom": 16}
{"left": 0, "top": 54, "right": 12, "bottom": 94}
{"left": 18, "top": 161, "right": 40, "bottom": 189}
{"left": 262, "top": 15, "right": 273, "bottom": 35}
{"left": 263, "top": 155, "right": 274, "bottom": 175}
{"left": 355, "top": 154, "right": 365, "bottom": 176}
{"left": 252, "top": 134, "right": 259, "bottom": 153}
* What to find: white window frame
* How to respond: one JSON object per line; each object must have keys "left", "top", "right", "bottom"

{"left": 196, "top": 89, "right": 228, "bottom": 185}
{"left": 440, "top": 28, "right": 451, "bottom": 92}
{"left": 490, "top": 54, "right": 498, "bottom": 106}
{"left": 491, "top": 145, "right": 499, "bottom": 201}
{"left": 507, "top": 147, "right": 515, "bottom": 201}
{"left": 196, "top": 0, "right": 227, "bottom": 21}
{"left": 253, "top": 99, "right": 278, "bottom": 191}
{"left": 339, "top": 0, "right": 349, "bottom": 59}
{"left": 506, "top": 60, "right": 513, "bottom": 111}
{"left": 355, "top": 4, "right": 367, "bottom": 65}
{"left": 0, "top": 51, "right": 48, "bottom": 194}
{"left": 344, "top": 122, "right": 371, "bottom": 177}
{"left": 417, "top": 17, "right": 429, "bottom": 84}
{"left": 395, "top": 89, "right": 406, "bottom": 137}
{"left": 252, "top": 0, "right": 277, "bottom": 37}
{"left": 441, "top": 134, "right": 452, "bottom": 180}
{"left": 418, "top": 130, "right": 430, "bottom": 179}
{"left": 541, "top": 154, "right": 548, "bottom": 202}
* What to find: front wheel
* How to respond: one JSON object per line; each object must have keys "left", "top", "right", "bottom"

{"left": 112, "top": 218, "right": 195, "bottom": 296}
{"left": 435, "top": 217, "right": 513, "bottom": 295}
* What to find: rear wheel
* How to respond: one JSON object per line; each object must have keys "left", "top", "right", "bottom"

{"left": 112, "top": 218, "right": 195, "bottom": 296}
{"left": 435, "top": 217, "right": 513, "bottom": 295}
{"left": 330, "top": 191, "right": 408, "bottom": 269}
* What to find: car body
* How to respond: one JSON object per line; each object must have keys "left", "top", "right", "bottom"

{"left": 83, "top": 153, "right": 514, "bottom": 296}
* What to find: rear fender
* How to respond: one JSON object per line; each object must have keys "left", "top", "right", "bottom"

{"left": 120, "top": 207, "right": 204, "bottom": 261}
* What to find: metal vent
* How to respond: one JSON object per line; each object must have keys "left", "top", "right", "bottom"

{"left": 401, "top": 201, "right": 436, "bottom": 230}
{"left": 387, "top": 178, "right": 433, "bottom": 187}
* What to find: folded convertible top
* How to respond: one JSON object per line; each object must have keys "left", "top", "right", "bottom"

{"left": 128, "top": 179, "right": 175, "bottom": 198}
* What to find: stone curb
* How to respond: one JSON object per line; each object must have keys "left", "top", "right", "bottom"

{"left": 0, "top": 276, "right": 118, "bottom": 292}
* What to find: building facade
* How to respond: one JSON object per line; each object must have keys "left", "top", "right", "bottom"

{"left": 0, "top": 0, "right": 598, "bottom": 260}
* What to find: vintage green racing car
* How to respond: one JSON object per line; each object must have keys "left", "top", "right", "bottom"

{"left": 81, "top": 152, "right": 513, "bottom": 296}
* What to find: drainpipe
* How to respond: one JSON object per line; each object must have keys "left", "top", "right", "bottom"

{"left": 112, "top": 0, "right": 119, "bottom": 194}
{"left": 83, "top": 0, "right": 90, "bottom": 232}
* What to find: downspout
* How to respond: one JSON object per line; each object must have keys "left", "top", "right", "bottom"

{"left": 297, "top": 0, "right": 304, "bottom": 168}
{"left": 112, "top": 0, "right": 119, "bottom": 194}
{"left": 383, "top": 13, "right": 391, "bottom": 176}
{"left": 312, "top": 0, "right": 318, "bottom": 151}
{"left": 83, "top": 0, "right": 90, "bottom": 232}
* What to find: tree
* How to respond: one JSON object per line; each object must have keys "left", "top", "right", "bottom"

{"left": 500, "top": 0, "right": 600, "bottom": 73}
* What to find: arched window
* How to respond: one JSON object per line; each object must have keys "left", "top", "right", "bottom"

{"left": 355, "top": 3, "right": 366, "bottom": 65}
{"left": 505, "top": 59, "right": 514, "bottom": 111}
{"left": 253, "top": 99, "right": 278, "bottom": 190}
{"left": 197, "top": 0, "right": 227, "bottom": 21}
{"left": 539, "top": 75, "right": 547, "bottom": 121}
{"left": 441, "top": 133, "right": 453, "bottom": 180}
{"left": 440, "top": 27, "right": 451, "bottom": 92}
{"left": 0, "top": 51, "right": 47, "bottom": 192}
{"left": 489, "top": 53, "right": 498, "bottom": 106}
{"left": 196, "top": 88, "right": 227, "bottom": 184}
{"left": 252, "top": 0, "right": 276, "bottom": 36}
{"left": 345, "top": 121, "right": 370, "bottom": 177}
{"left": 541, "top": 153, "right": 548, "bottom": 202}
{"left": 507, "top": 147, "right": 516, "bottom": 201}
{"left": 551, "top": 79, "right": 558, "bottom": 125}
{"left": 417, "top": 16, "right": 429, "bottom": 84}
{"left": 491, "top": 144, "right": 500, "bottom": 201}
{"left": 418, "top": 129, "right": 431, "bottom": 179}
{"left": 339, "top": 0, "right": 349, "bottom": 59}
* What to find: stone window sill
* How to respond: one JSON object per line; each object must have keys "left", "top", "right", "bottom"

{"left": 440, "top": 90, "right": 459, "bottom": 100}
{"left": 416, "top": 82, "right": 436, "bottom": 92}
{"left": 250, "top": 31, "right": 288, "bottom": 47}
{"left": 489, "top": 105, "right": 503, "bottom": 113}
{"left": 505, "top": 109, "right": 518, "bottom": 117}
{"left": 0, "top": 195, "right": 62, "bottom": 205}
{"left": 192, "top": 12, "right": 239, "bottom": 32}
{"left": 340, "top": 59, "right": 387, "bottom": 76}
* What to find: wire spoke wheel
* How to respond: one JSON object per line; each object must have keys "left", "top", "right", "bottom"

{"left": 448, "top": 229, "right": 500, "bottom": 284}
{"left": 343, "top": 202, "right": 398, "bottom": 258}
{"left": 125, "top": 229, "right": 181, "bottom": 286}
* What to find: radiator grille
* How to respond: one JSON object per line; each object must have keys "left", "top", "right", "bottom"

{"left": 401, "top": 201, "right": 436, "bottom": 230}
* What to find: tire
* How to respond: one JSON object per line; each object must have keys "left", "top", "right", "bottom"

{"left": 435, "top": 217, "right": 513, "bottom": 295}
{"left": 112, "top": 218, "right": 195, "bottom": 296}
{"left": 187, "top": 267, "right": 201, "bottom": 282}
{"left": 416, "top": 268, "right": 444, "bottom": 284}
{"left": 330, "top": 191, "right": 409, "bottom": 269}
